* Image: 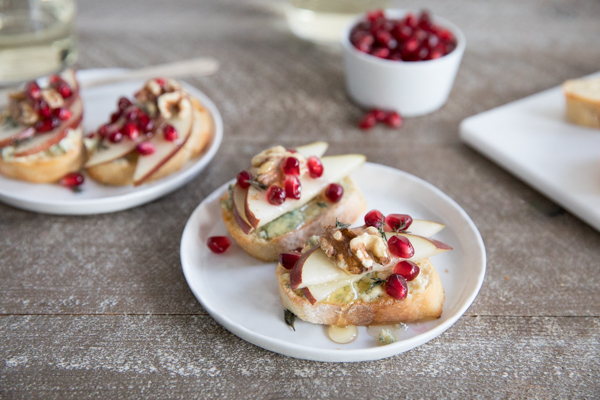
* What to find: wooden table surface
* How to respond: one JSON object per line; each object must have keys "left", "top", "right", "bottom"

{"left": 2, "top": 0, "right": 600, "bottom": 398}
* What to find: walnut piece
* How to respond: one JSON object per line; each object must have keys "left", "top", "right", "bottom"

{"left": 249, "top": 146, "right": 307, "bottom": 187}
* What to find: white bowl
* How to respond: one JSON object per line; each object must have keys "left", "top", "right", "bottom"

{"left": 341, "top": 10, "right": 466, "bottom": 117}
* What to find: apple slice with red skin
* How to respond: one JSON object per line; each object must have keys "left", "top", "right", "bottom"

{"left": 0, "top": 125, "right": 35, "bottom": 149}
{"left": 290, "top": 247, "right": 351, "bottom": 290}
{"left": 132, "top": 98, "right": 194, "bottom": 186}
{"left": 231, "top": 184, "right": 253, "bottom": 234}
{"left": 245, "top": 154, "right": 366, "bottom": 229}
{"left": 12, "top": 98, "right": 84, "bottom": 157}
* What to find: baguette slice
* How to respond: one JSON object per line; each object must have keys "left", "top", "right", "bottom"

{"left": 0, "top": 129, "right": 84, "bottom": 183}
{"left": 221, "top": 176, "right": 367, "bottom": 262}
{"left": 563, "top": 77, "right": 600, "bottom": 129}
{"left": 277, "top": 257, "right": 444, "bottom": 327}
{"left": 86, "top": 99, "right": 211, "bottom": 186}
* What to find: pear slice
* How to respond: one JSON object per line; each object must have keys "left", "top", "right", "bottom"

{"left": 303, "top": 273, "right": 365, "bottom": 304}
{"left": 85, "top": 124, "right": 142, "bottom": 168}
{"left": 406, "top": 219, "right": 446, "bottom": 237}
{"left": 295, "top": 141, "right": 328, "bottom": 158}
{"left": 12, "top": 98, "right": 83, "bottom": 157}
{"left": 132, "top": 98, "right": 193, "bottom": 185}
{"left": 245, "top": 154, "right": 366, "bottom": 228}
{"left": 290, "top": 247, "right": 352, "bottom": 290}
{"left": 385, "top": 232, "right": 452, "bottom": 262}
{"left": 0, "top": 124, "right": 35, "bottom": 149}
{"left": 231, "top": 184, "right": 253, "bottom": 234}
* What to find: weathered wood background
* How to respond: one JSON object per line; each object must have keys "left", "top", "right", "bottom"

{"left": 1, "top": 0, "right": 600, "bottom": 398}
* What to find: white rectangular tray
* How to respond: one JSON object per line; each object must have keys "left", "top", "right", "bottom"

{"left": 460, "top": 73, "right": 600, "bottom": 232}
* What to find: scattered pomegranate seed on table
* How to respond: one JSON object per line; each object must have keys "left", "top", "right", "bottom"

{"left": 364, "top": 209, "right": 385, "bottom": 229}
{"left": 281, "top": 156, "right": 300, "bottom": 175}
{"left": 136, "top": 142, "right": 156, "bottom": 156}
{"left": 60, "top": 172, "right": 85, "bottom": 190}
{"left": 163, "top": 124, "right": 178, "bottom": 141}
{"left": 358, "top": 109, "right": 402, "bottom": 130}
{"left": 324, "top": 183, "right": 343, "bottom": 203}
{"left": 279, "top": 252, "right": 302, "bottom": 269}
{"left": 384, "top": 112, "right": 402, "bottom": 128}
{"left": 207, "top": 236, "right": 231, "bottom": 254}
{"left": 385, "top": 274, "right": 408, "bottom": 300}
{"left": 394, "top": 260, "right": 420, "bottom": 281}
{"left": 236, "top": 170, "right": 252, "bottom": 189}
{"left": 358, "top": 113, "right": 377, "bottom": 130}
{"left": 266, "top": 185, "right": 286, "bottom": 205}
{"left": 284, "top": 175, "right": 302, "bottom": 200}
{"left": 306, "top": 156, "right": 324, "bottom": 178}
{"left": 388, "top": 235, "right": 415, "bottom": 258}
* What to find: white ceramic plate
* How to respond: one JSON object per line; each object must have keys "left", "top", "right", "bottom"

{"left": 0, "top": 69, "right": 223, "bottom": 215}
{"left": 460, "top": 72, "right": 600, "bottom": 232}
{"left": 180, "top": 163, "right": 486, "bottom": 362}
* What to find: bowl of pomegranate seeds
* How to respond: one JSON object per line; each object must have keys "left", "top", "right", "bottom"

{"left": 342, "top": 9, "right": 466, "bottom": 117}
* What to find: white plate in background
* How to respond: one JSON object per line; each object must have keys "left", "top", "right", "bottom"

{"left": 460, "top": 72, "right": 600, "bottom": 232}
{"left": 0, "top": 69, "right": 223, "bottom": 215}
{"left": 181, "top": 163, "right": 486, "bottom": 362}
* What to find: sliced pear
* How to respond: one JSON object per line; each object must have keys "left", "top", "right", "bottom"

{"left": 232, "top": 184, "right": 253, "bottom": 234}
{"left": 290, "top": 247, "right": 352, "bottom": 290}
{"left": 85, "top": 129, "right": 142, "bottom": 168}
{"left": 132, "top": 98, "right": 194, "bottom": 185}
{"left": 385, "top": 232, "right": 452, "bottom": 262}
{"left": 245, "top": 154, "right": 366, "bottom": 228}
{"left": 303, "top": 273, "right": 364, "bottom": 304}
{"left": 0, "top": 124, "right": 35, "bottom": 149}
{"left": 405, "top": 219, "right": 446, "bottom": 237}
{"left": 12, "top": 98, "right": 83, "bottom": 157}
{"left": 295, "top": 141, "right": 328, "bottom": 158}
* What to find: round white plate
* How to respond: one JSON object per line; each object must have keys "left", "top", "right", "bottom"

{"left": 181, "top": 163, "right": 486, "bottom": 362}
{"left": 0, "top": 69, "right": 223, "bottom": 215}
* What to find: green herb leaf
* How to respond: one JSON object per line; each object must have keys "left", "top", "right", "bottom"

{"left": 316, "top": 202, "right": 328, "bottom": 208}
{"left": 247, "top": 174, "right": 268, "bottom": 191}
{"left": 369, "top": 277, "right": 386, "bottom": 290}
{"left": 335, "top": 218, "right": 351, "bottom": 230}
{"left": 3, "top": 115, "right": 19, "bottom": 128}
{"left": 284, "top": 309, "right": 296, "bottom": 331}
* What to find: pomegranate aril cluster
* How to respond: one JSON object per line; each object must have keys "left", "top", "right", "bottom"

{"left": 350, "top": 9, "right": 457, "bottom": 62}
{"left": 24, "top": 76, "right": 75, "bottom": 134}
{"left": 359, "top": 109, "right": 402, "bottom": 130}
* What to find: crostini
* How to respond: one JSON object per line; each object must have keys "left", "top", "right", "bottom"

{"left": 563, "top": 77, "right": 600, "bottom": 129}
{"left": 84, "top": 78, "right": 212, "bottom": 186}
{"left": 276, "top": 210, "right": 451, "bottom": 331}
{"left": 0, "top": 69, "right": 84, "bottom": 183}
{"left": 220, "top": 142, "right": 367, "bottom": 261}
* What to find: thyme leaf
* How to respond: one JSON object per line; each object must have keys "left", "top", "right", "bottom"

{"left": 3, "top": 115, "right": 19, "bottom": 128}
{"left": 316, "top": 202, "right": 328, "bottom": 208}
{"left": 284, "top": 309, "right": 296, "bottom": 331}
{"left": 369, "top": 277, "right": 386, "bottom": 290}
{"left": 334, "top": 218, "right": 351, "bottom": 230}
{"left": 246, "top": 174, "right": 268, "bottom": 191}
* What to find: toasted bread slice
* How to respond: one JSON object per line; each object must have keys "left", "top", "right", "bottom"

{"left": 85, "top": 101, "right": 212, "bottom": 186}
{"left": 221, "top": 177, "right": 367, "bottom": 262}
{"left": 0, "top": 129, "right": 84, "bottom": 183}
{"left": 563, "top": 77, "right": 600, "bottom": 129}
{"left": 277, "top": 257, "right": 444, "bottom": 327}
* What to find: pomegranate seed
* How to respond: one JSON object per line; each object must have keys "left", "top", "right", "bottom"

{"left": 163, "top": 124, "right": 178, "bottom": 141}
{"left": 307, "top": 156, "right": 324, "bottom": 178}
{"left": 125, "top": 107, "right": 142, "bottom": 121}
{"left": 136, "top": 141, "right": 156, "bottom": 156}
{"left": 428, "top": 49, "right": 444, "bottom": 60}
{"left": 137, "top": 114, "right": 153, "bottom": 133}
{"left": 34, "top": 99, "right": 51, "bottom": 118}
{"left": 388, "top": 235, "right": 415, "bottom": 259}
{"left": 426, "top": 34, "right": 440, "bottom": 49}
{"left": 118, "top": 97, "right": 132, "bottom": 111}
{"left": 375, "top": 30, "right": 394, "bottom": 47}
{"left": 385, "top": 112, "right": 402, "bottom": 128}
{"left": 60, "top": 172, "right": 85, "bottom": 188}
{"left": 371, "top": 47, "right": 390, "bottom": 59}
{"left": 155, "top": 78, "right": 166, "bottom": 87}
{"left": 394, "top": 260, "right": 420, "bottom": 281}
{"left": 123, "top": 122, "right": 139, "bottom": 140}
{"left": 418, "top": 10, "right": 432, "bottom": 30}
{"left": 98, "top": 124, "right": 109, "bottom": 138}
{"left": 56, "top": 82, "right": 72, "bottom": 98}
{"left": 110, "top": 111, "right": 122, "bottom": 123}
{"left": 285, "top": 175, "right": 302, "bottom": 200}
{"left": 52, "top": 107, "right": 72, "bottom": 120}
{"left": 35, "top": 117, "right": 59, "bottom": 132}
{"left": 281, "top": 157, "right": 300, "bottom": 175}
{"left": 385, "top": 274, "right": 408, "bottom": 300}
{"left": 352, "top": 31, "right": 374, "bottom": 53}
{"left": 207, "top": 236, "right": 231, "bottom": 254}
{"left": 385, "top": 213, "right": 413, "bottom": 231}
{"left": 438, "top": 29, "right": 454, "bottom": 42}
{"left": 417, "top": 46, "right": 429, "bottom": 60}
{"left": 366, "top": 9, "right": 385, "bottom": 22}
{"left": 266, "top": 185, "right": 286, "bottom": 205}
{"left": 372, "top": 109, "right": 388, "bottom": 121}
{"left": 358, "top": 113, "right": 377, "bottom": 130}
{"left": 108, "top": 130, "right": 124, "bottom": 143}
{"left": 402, "top": 38, "right": 419, "bottom": 54}
{"left": 236, "top": 170, "right": 252, "bottom": 189}
{"left": 25, "top": 81, "right": 41, "bottom": 100}
{"left": 49, "top": 74, "right": 60, "bottom": 84}
{"left": 405, "top": 13, "right": 417, "bottom": 28}
{"left": 279, "top": 252, "right": 302, "bottom": 270}
{"left": 364, "top": 209, "right": 385, "bottom": 229}
{"left": 389, "top": 52, "right": 403, "bottom": 61}
{"left": 324, "top": 183, "right": 343, "bottom": 203}
{"left": 392, "top": 24, "right": 413, "bottom": 41}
